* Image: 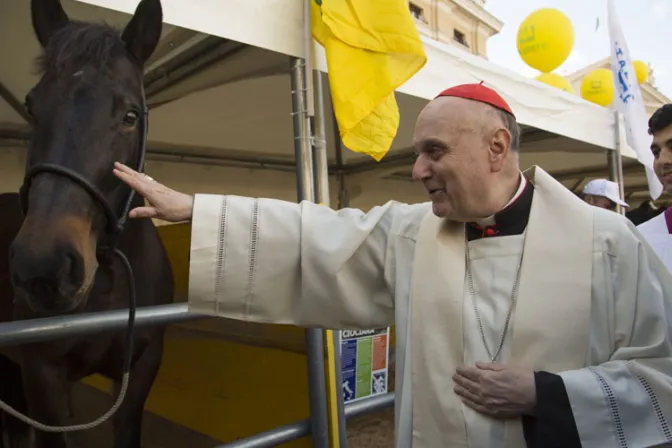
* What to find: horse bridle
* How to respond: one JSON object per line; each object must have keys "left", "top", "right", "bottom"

{"left": 7, "top": 84, "right": 149, "bottom": 433}
{"left": 19, "top": 85, "right": 148, "bottom": 238}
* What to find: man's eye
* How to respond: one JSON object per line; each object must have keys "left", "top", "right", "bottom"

{"left": 429, "top": 148, "right": 443, "bottom": 159}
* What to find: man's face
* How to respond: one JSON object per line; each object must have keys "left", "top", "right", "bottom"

{"left": 583, "top": 194, "right": 616, "bottom": 211}
{"left": 411, "top": 97, "right": 506, "bottom": 221}
{"left": 651, "top": 124, "right": 672, "bottom": 194}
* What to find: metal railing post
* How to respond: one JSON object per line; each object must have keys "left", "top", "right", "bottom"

{"left": 290, "top": 54, "right": 330, "bottom": 448}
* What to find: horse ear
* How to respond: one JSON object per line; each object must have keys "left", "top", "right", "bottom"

{"left": 121, "top": 0, "right": 163, "bottom": 66}
{"left": 31, "top": 0, "right": 69, "bottom": 48}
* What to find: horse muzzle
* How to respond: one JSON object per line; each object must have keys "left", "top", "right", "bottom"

{"left": 9, "top": 239, "right": 95, "bottom": 314}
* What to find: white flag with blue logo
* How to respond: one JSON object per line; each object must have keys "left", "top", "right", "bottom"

{"left": 608, "top": 0, "right": 663, "bottom": 199}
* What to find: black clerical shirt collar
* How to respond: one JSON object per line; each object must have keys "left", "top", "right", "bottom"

{"left": 467, "top": 173, "right": 534, "bottom": 241}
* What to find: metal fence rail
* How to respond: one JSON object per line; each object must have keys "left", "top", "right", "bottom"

{"left": 216, "top": 392, "right": 395, "bottom": 448}
{"left": 0, "top": 303, "right": 204, "bottom": 346}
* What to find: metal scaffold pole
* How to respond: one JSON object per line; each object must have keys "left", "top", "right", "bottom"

{"left": 288, "top": 2, "right": 330, "bottom": 443}
{"left": 290, "top": 55, "right": 329, "bottom": 448}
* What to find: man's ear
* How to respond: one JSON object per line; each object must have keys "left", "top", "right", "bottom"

{"left": 488, "top": 128, "right": 512, "bottom": 171}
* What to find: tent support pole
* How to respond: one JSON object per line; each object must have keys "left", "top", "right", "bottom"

{"left": 290, "top": 55, "right": 330, "bottom": 448}
{"left": 607, "top": 110, "right": 625, "bottom": 214}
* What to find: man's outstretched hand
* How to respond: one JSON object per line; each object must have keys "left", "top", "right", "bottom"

{"left": 113, "top": 162, "right": 194, "bottom": 223}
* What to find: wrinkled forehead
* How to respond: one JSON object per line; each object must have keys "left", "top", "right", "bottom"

{"left": 413, "top": 97, "right": 486, "bottom": 148}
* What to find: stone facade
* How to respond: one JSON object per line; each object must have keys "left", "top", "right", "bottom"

{"left": 407, "top": 0, "right": 503, "bottom": 58}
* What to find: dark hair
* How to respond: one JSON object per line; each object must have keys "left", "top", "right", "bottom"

{"left": 36, "top": 21, "right": 125, "bottom": 76}
{"left": 497, "top": 109, "right": 521, "bottom": 150}
{"left": 648, "top": 104, "right": 672, "bottom": 135}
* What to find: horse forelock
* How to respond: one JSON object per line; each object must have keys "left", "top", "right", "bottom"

{"left": 35, "top": 21, "right": 131, "bottom": 78}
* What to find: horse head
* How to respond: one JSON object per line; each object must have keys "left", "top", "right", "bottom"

{"left": 9, "top": 0, "right": 162, "bottom": 314}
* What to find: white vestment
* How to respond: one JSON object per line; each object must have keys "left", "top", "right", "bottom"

{"left": 188, "top": 166, "right": 672, "bottom": 447}
{"left": 638, "top": 211, "right": 672, "bottom": 272}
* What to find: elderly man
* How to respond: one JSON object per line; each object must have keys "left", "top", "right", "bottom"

{"left": 581, "top": 178, "right": 629, "bottom": 211}
{"left": 638, "top": 103, "right": 672, "bottom": 270}
{"left": 114, "top": 84, "right": 672, "bottom": 448}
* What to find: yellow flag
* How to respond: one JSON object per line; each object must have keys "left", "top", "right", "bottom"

{"left": 311, "top": 0, "right": 427, "bottom": 161}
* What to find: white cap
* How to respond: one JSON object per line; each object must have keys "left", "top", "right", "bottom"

{"left": 582, "top": 179, "right": 629, "bottom": 207}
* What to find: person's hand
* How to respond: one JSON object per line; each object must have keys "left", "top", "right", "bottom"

{"left": 113, "top": 162, "right": 194, "bottom": 222}
{"left": 453, "top": 362, "right": 536, "bottom": 418}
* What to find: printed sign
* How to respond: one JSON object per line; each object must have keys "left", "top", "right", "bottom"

{"left": 339, "top": 328, "right": 390, "bottom": 403}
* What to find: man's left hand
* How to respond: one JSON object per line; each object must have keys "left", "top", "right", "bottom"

{"left": 453, "top": 362, "right": 536, "bottom": 418}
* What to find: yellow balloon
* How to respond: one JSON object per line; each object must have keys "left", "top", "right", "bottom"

{"left": 632, "top": 60, "right": 648, "bottom": 84}
{"left": 517, "top": 8, "right": 574, "bottom": 73}
{"left": 580, "top": 68, "right": 614, "bottom": 107}
{"left": 535, "top": 73, "right": 575, "bottom": 94}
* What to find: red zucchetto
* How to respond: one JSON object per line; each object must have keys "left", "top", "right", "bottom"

{"left": 435, "top": 81, "right": 515, "bottom": 117}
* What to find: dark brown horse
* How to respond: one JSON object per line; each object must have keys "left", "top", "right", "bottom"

{"left": 0, "top": 0, "right": 174, "bottom": 446}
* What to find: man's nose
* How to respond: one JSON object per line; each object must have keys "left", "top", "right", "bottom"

{"left": 660, "top": 150, "right": 672, "bottom": 165}
{"left": 412, "top": 157, "right": 430, "bottom": 182}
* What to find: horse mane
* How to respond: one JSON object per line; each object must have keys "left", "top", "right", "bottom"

{"left": 35, "top": 21, "right": 127, "bottom": 76}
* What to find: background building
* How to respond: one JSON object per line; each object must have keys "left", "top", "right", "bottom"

{"left": 408, "top": 0, "right": 503, "bottom": 58}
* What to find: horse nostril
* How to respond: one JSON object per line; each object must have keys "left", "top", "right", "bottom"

{"left": 59, "top": 249, "right": 85, "bottom": 292}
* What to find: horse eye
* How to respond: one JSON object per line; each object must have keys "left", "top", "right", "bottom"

{"left": 122, "top": 110, "right": 139, "bottom": 127}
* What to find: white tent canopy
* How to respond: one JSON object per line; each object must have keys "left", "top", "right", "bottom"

{"left": 0, "top": 0, "right": 654, "bottom": 207}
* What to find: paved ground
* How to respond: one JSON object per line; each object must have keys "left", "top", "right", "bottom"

{"left": 347, "top": 407, "right": 395, "bottom": 447}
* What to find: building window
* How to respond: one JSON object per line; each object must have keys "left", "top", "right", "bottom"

{"left": 454, "top": 29, "right": 469, "bottom": 47}
{"left": 409, "top": 2, "right": 427, "bottom": 24}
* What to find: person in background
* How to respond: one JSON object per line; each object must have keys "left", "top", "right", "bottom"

{"left": 581, "top": 178, "right": 629, "bottom": 211}
{"left": 113, "top": 84, "right": 672, "bottom": 448}
{"left": 638, "top": 104, "right": 672, "bottom": 270}
{"left": 626, "top": 200, "right": 665, "bottom": 226}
